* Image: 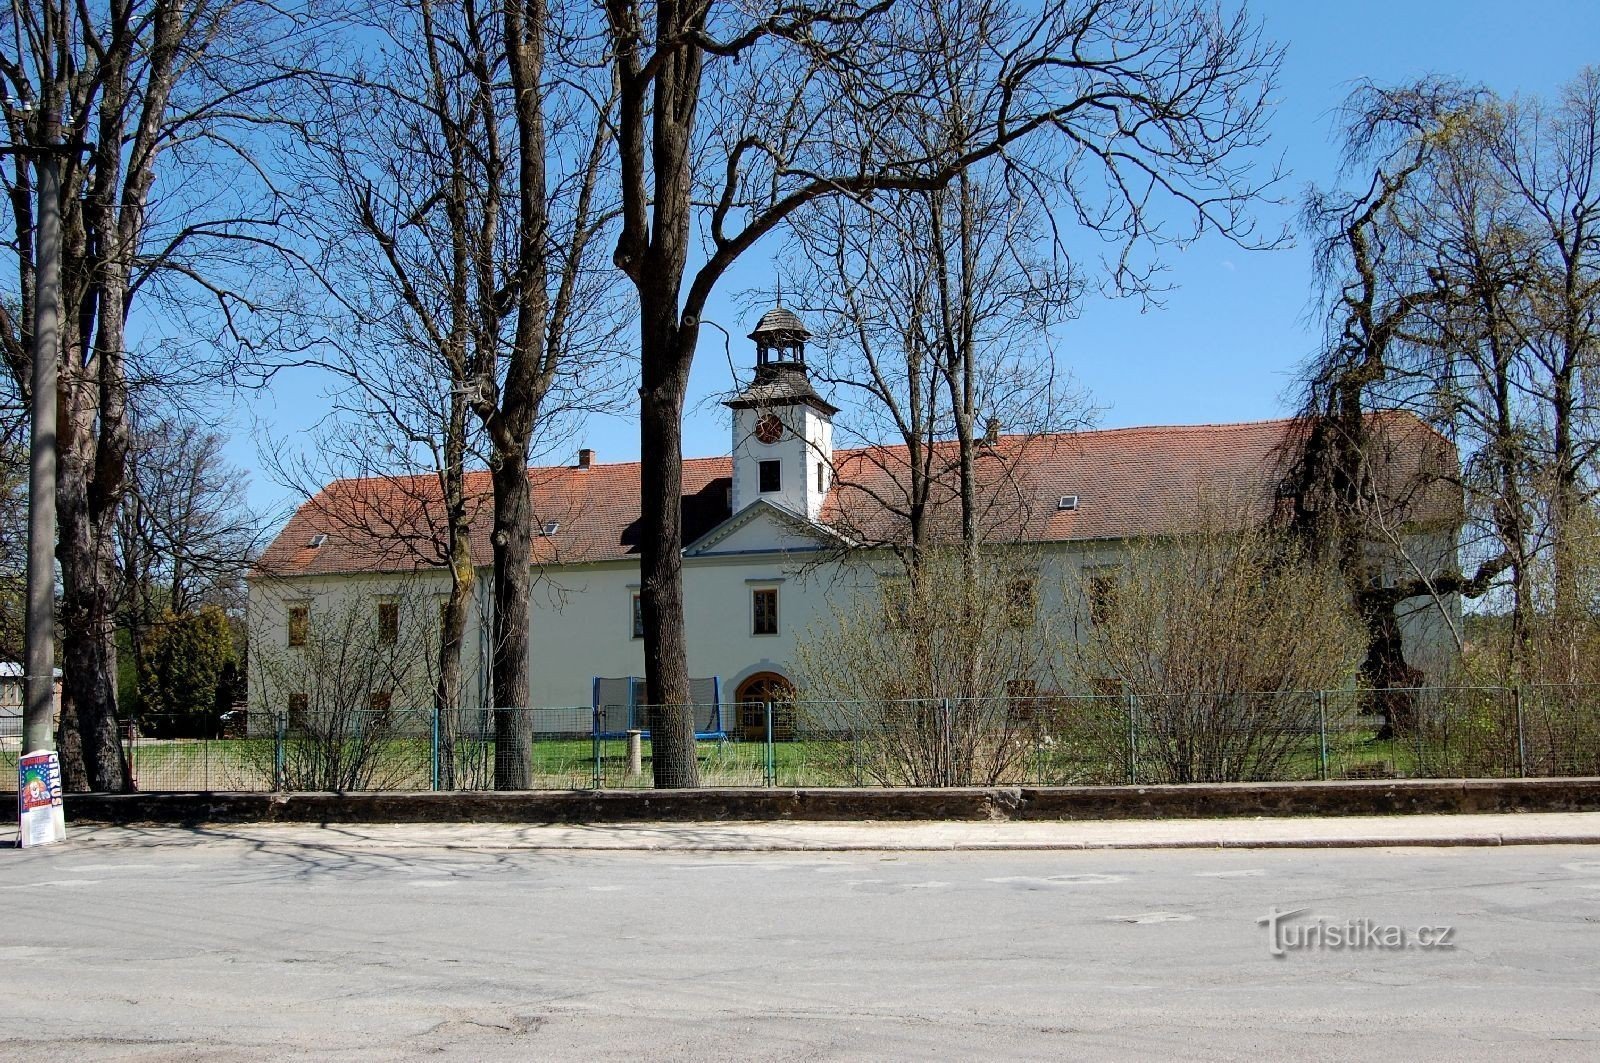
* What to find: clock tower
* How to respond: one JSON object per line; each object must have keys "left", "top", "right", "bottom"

{"left": 725, "top": 307, "right": 838, "bottom": 520}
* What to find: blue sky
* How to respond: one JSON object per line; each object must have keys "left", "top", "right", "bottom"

{"left": 231, "top": 0, "right": 1600, "bottom": 519}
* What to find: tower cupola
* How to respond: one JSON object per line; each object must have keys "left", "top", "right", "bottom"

{"left": 725, "top": 305, "right": 837, "bottom": 520}
{"left": 748, "top": 307, "right": 810, "bottom": 374}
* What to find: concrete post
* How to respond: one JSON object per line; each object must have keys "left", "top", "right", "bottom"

{"left": 626, "top": 729, "right": 643, "bottom": 777}
{"left": 23, "top": 151, "right": 61, "bottom": 755}
{"left": 764, "top": 701, "right": 775, "bottom": 786}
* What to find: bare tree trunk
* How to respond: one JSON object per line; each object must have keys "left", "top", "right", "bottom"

{"left": 56, "top": 475, "right": 128, "bottom": 791}
{"left": 639, "top": 322, "right": 700, "bottom": 787}
{"left": 489, "top": 450, "right": 532, "bottom": 788}
{"left": 55, "top": 237, "right": 132, "bottom": 792}
{"left": 435, "top": 409, "right": 473, "bottom": 787}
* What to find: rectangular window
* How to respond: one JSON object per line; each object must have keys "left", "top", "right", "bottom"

{"left": 287, "top": 604, "right": 309, "bottom": 648}
{"left": 816, "top": 461, "right": 826, "bottom": 492}
{"left": 631, "top": 593, "right": 644, "bottom": 639}
{"left": 752, "top": 587, "right": 779, "bottom": 635}
{"left": 882, "top": 581, "right": 910, "bottom": 628}
{"left": 1006, "top": 679, "right": 1040, "bottom": 722}
{"left": 758, "top": 459, "right": 781, "bottom": 493}
{"left": 1088, "top": 571, "right": 1119, "bottom": 626}
{"left": 287, "top": 692, "right": 309, "bottom": 729}
{"left": 377, "top": 601, "right": 399, "bottom": 645}
{"left": 1006, "top": 578, "right": 1037, "bottom": 627}
{"left": 368, "top": 690, "right": 392, "bottom": 729}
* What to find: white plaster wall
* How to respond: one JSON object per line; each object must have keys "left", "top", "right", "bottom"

{"left": 248, "top": 534, "right": 1464, "bottom": 715}
{"left": 524, "top": 548, "right": 865, "bottom": 707}
{"left": 804, "top": 413, "right": 833, "bottom": 520}
{"left": 696, "top": 510, "right": 826, "bottom": 553}
{"left": 247, "top": 569, "right": 483, "bottom": 715}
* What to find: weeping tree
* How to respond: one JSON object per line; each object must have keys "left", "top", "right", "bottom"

{"left": 1292, "top": 71, "right": 1600, "bottom": 718}
{"left": 603, "top": 0, "right": 1283, "bottom": 786}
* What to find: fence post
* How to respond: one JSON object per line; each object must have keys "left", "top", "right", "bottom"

{"left": 1514, "top": 685, "right": 1527, "bottom": 778}
{"left": 430, "top": 707, "right": 441, "bottom": 792}
{"left": 939, "top": 698, "right": 953, "bottom": 787}
{"left": 1415, "top": 689, "right": 1426, "bottom": 774}
{"left": 1126, "top": 692, "right": 1138, "bottom": 785}
{"left": 592, "top": 707, "right": 603, "bottom": 789}
{"left": 273, "top": 711, "right": 286, "bottom": 792}
{"left": 1317, "top": 689, "right": 1329, "bottom": 782}
{"left": 764, "top": 701, "right": 775, "bottom": 786}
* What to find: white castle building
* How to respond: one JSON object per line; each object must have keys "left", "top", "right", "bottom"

{"left": 248, "top": 308, "right": 1460, "bottom": 731}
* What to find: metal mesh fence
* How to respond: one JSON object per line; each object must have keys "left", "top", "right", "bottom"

{"left": 0, "top": 709, "right": 18, "bottom": 789}
{"left": 1, "top": 686, "right": 1597, "bottom": 791}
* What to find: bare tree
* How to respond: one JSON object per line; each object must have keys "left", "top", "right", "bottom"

{"left": 249, "top": 585, "right": 442, "bottom": 792}
{"left": 1485, "top": 69, "right": 1600, "bottom": 637}
{"left": 787, "top": 165, "right": 1087, "bottom": 576}
{"left": 604, "top": 0, "right": 1283, "bottom": 786}
{"left": 792, "top": 547, "right": 1061, "bottom": 785}
{"left": 283, "top": 0, "right": 627, "bottom": 788}
{"left": 0, "top": 0, "right": 312, "bottom": 789}
{"left": 115, "top": 413, "right": 264, "bottom": 716}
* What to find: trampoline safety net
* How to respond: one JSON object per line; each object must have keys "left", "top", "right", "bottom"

{"left": 592, "top": 677, "right": 721, "bottom": 737}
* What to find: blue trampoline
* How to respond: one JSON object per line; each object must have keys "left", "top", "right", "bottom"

{"left": 591, "top": 676, "right": 725, "bottom": 740}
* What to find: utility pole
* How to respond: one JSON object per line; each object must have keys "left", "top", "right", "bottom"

{"left": 24, "top": 147, "right": 60, "bottom": 754}
{"left": 5, "top": 96, "right": 67, "bottom": 754}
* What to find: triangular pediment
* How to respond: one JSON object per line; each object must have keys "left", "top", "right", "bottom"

{"left": 683, "top": 498, "right": 853, "bottom": 557}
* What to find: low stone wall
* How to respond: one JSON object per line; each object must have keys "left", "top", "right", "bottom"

{"left": 61, "top": 777, "right": 1600, "bottom": 826}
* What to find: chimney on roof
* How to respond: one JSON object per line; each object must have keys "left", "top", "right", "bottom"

{"left": 577, "top": 448, "right": 593, "bottom": 469}
{"left": 983, "top": 417, "right": 1001, "bottom": 446}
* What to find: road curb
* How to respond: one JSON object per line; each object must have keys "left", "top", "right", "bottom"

{"left": 29, "top": 823, "right": 1600, "bottom": 852}
{"left": 54, "top": 777, "right": 1600, "bottom": 828}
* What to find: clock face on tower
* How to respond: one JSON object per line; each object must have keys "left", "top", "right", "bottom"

{"left": 754, "top": 413, "right": 784, "bottom": 445}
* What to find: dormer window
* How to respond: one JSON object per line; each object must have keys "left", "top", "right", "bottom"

{"left": 758, "top": 460, "right": 781, "bottom": 493}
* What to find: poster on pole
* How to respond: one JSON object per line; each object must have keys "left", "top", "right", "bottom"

{"left": 17, "top": 750, "right": 66, "bottom": 847}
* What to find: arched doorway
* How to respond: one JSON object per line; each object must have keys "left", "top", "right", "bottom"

{"left": 734, "top": 671, "right": 795, "bottom": 741}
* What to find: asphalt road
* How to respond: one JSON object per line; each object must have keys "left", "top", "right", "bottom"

{"left": 2, "top": 832, "right": 1598, "bottom": 1060}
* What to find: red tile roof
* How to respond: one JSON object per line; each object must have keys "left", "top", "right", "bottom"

{"left": 254, "top": 415, "right": 1452, "bottom": 578}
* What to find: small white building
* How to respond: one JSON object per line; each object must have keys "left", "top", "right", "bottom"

{"left": 249, "top": 309, "right": 1462, "bottom": 729}
{"left": 0, "top": 664, "right": 62, "bottom": 739}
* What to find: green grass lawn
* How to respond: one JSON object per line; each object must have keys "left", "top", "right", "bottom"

{"left": 113, "top": 734, "right": 861, "bottom": 791}
{"left": 4, "top": 718, "right": 1538, "bottom": 793}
